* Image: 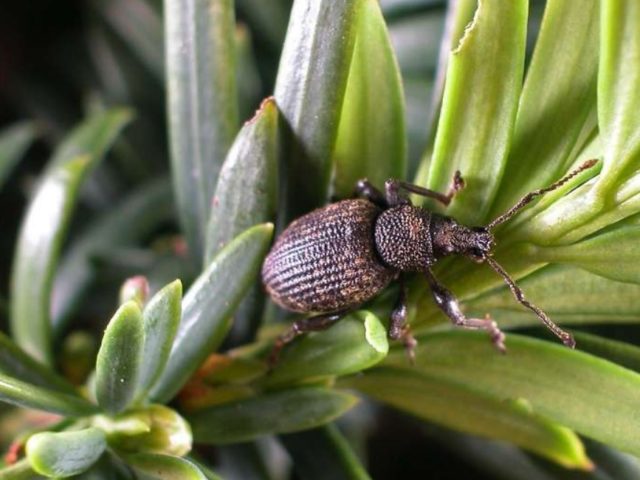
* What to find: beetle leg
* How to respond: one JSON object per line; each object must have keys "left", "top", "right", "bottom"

{"left": 268, "top": 312, "right": 345, "bottom": 366}
{"left": 355, "top": 179, "right": 388, "bottom": 208}
{"left": 385, "top": 171, "right": 464, "bottom": 207}
{"left": 425, "top": 269, "right": 506, "bottom": 352}
{"left": 388, "top": 276, "right": 417, "bottom": 363}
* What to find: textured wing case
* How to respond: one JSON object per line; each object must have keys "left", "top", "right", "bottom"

{"left": 262, "top": 199, "right": 395, "bottom": 313}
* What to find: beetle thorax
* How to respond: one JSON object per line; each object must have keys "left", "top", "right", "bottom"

{"left": 374, "top": 205, "right": 435, "bottom": 271}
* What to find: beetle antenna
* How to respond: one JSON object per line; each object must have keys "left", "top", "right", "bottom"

{"left": 484, "top": 256, "right": 575, "bottom": 348}
{"left": 486, "top": 159, "right": 598, "bottom": 230}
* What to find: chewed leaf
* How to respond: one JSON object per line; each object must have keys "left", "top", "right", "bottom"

{"left": 332, "top": 0, "right": 406, "bottom": 197}
{"left": 427, "top": 0, "right": 527, "bottom": 225}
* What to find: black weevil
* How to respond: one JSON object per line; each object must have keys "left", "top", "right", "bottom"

{"left": 262, "top": 160, "right": 597, "bottom": 361}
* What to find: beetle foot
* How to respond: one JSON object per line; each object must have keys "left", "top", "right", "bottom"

{"left": 482, "top": 314, "right": 506, "bottom": 354}
{"left": 399, "top": 325, "right": 417, "bottom": 365}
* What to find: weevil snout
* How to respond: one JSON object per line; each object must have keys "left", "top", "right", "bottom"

{"left": 467, "top": 226, "right": 495, "bottom": 262}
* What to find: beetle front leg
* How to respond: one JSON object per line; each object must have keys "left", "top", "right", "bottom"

{"left": 385, "top": 171, "right": 465, "bottom": 207}
{"left": 388, "top": 276, "right": 417, "bottom": 363}
{"left": 425, "top": 269, "right": 506, "bottom": 352}
{"left": 269, "top": 311, "right": 345, "bottom": 366}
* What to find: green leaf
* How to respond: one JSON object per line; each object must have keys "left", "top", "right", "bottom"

{"left": 10, "top": 109, "right": 132, "bottom": 364}
{"left": 0, "top": 332, "right": 76, "bottom": 395}
{"left": 264, "top": 311, "right": 388, "bottom": 388}
{"left": 571, "top": 332, "right": 640, "bottom": 374}
{"left": 190, "top": 387, "right": 359, "bottom": 445}
{"left": 52, "top": 178, "right": 173, "bottom": 334}
{"left": 205, "top": 97, "right": 278, "bottom": 264}
{"left": 463, "top": 264, "right": 640, "bottom": 328}
{"left": 340, "top": 368, "right": 590, "bottom": 469}
{"left": 516, "top": 1, "right": 640, "bottom": 245}
{"left": 274, "top": 0, "right": 360, "bottom": 218}
{"left": 91, "top": 0, "right": 164, "bottom": 80}
{"left": 0, "top": 372, "right": 98, "bottom": 416}
{"left": 383, "top": 331, "right": 640, "bottom": 457}
{"left": 150, "top": 223, "right": 274, "bottom": 403}
{"left": 593, "top": 0, "right": 640, "bottom": 198}
{"left": 26, "top": 428, "right": 106, "bottom": 478}
{"left": 426, "top": 0, "right": 527, "bottom": 225}
{"left": 0, "top": 459, "right": 44, "bottom": 479}
{"left": 135, "top": 281, "right": 182, "bottom": 402}
{"left": 126, "top": 454, "right": 218, "bottom": 480}
{"left": 528, "top": 215, "right": 640, "bottom": 284}
{"left": 95, "top": 301, "right": 144, "bottom": 414}
{"left": 489, "top": 0, "right": 599, "bottom": 217}
{"left": 280, "top": 424, "right": 372, "bottom": 480}
{"left": 165, "top": 0, "right": 239, "bottom": 263}
{"left": 332, "top": 0, "right": 406, "bottom": 198}
{"left": 0, "top": 122, "right": 37, "bottom": 189}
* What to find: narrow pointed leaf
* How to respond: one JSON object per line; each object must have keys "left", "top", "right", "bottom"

{"left": 0, "top": 122, "right": 37, "bottom": 189}
{"left": 0, "top": 373, "right": 99, "bottom": 416}
{"left": 340, "top": 368, "right": 590, "bottom": 469}
{"left": 412, "top": 0, "right": 478, "bottom": 186}
{"left": 280, "top": 424, "right": 372, "bottom": 480}
{"left": 91, "top": 0, "right": 164, "bottom": 80}
{"left": 52, "top": 178, "right": 173, "bottom": 333}
{"left": 384, "top": 331, "right": 640, "bottom": 457}
{"left": 205, "top": 97, "right": 278, "bottom": 263}
{"left": 10, "top": 109, "right": 132, "bottom": 364}
{"left": 274, "top": 0, "right": 360, "bottom": 218}
{"left": 264, "top": 311, "right": 388, "bottom": 388}
{"left": 165, "top": 0, "right": 239, "bottom": 263}
{"left": 150, "top": 224, "right": 274, "bottom": 403}
{"left": 489, "top": 0, "right": 599, "bottom": 216}
{"left": 530, "top": 217, "right": 640, "bottom": 284}
{"left": 135, "top": 280, "right": 182, "bottom": 401}
{"left": 572, "top": 332, "right": 640, "bottom": 374}
{"left": 95, "top": 301, "right": 144, "bottom": 414}
{"left": 426, "top": 0, "right": 527, "bottom": 225}
{"left": 26, "top": 428, "right": 106, "bottom": 478}
{"left": 127, "top": 454, "right": 221, "bottom": 480}
{"left": 463, "top": 264, "right": 640, "bottom": 328}
{"left": 0, "top": 332, "right": 76, "bottom": 395}
{"left": 593, "top": 0, "right": 640, "bottom": 197}
{"left": 190, "top": 388, "right": 359, "bottom": 444}
{"left": 332, "top": 0, "right": 406, "bottom": 198}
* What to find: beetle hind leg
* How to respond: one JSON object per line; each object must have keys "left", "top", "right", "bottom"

{"left": 268, "top": 311, "right": 345, "bottom": 367}
{"left": 425, "top": 269, "right": 506, "bottom": 353}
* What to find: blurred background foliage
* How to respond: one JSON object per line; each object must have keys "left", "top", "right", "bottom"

{"left": 1, "top": 0, "right": 640, "bottom": 478}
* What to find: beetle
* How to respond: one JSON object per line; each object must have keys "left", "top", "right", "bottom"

{"left": 262, "top": 159, "right": 597, "bottom": 361}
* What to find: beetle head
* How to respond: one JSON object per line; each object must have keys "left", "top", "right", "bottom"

{"left": 432, "top": 219, "right": 495, "bottom": 262}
